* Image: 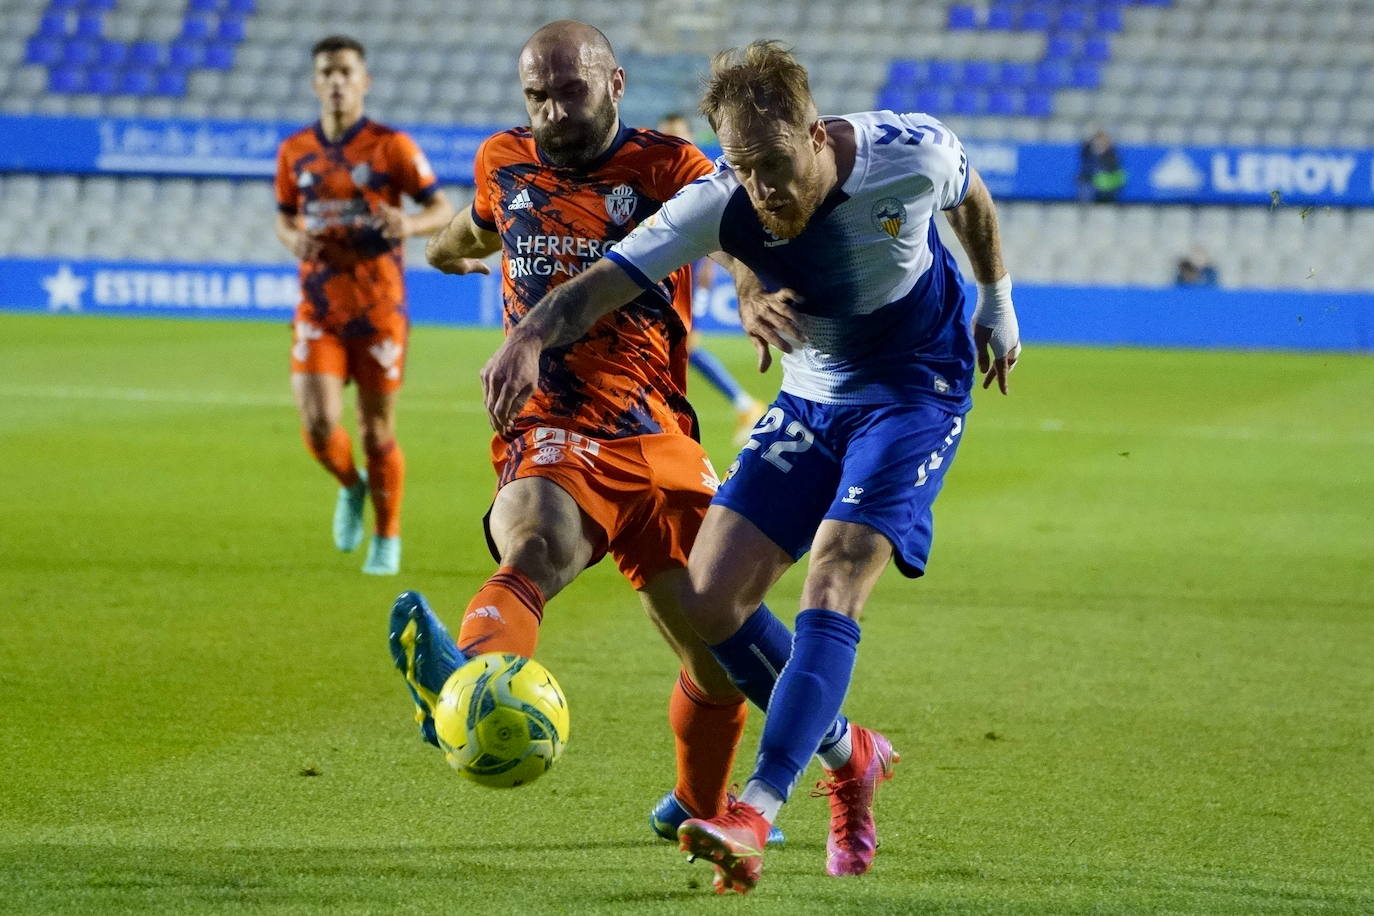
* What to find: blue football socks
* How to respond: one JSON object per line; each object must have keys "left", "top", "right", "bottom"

{"left": 707, "top": 604, "right": 793, "bottom": 711}
{"left": 689, "top": 347, "right": 748, "bottom": 404}
{"left": 752, "top": 608, "right": 861, "bottom": 799}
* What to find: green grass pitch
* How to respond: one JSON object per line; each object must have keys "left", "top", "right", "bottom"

{"left": 1, "top": 312, "right": 1371, "bottom": 914}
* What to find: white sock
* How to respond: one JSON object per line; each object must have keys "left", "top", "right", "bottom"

{"left": 739, "top": 779, "right": 785, "bottom": 824}
{"left": 816, "top": 726, "right": 853, "bottom": 771}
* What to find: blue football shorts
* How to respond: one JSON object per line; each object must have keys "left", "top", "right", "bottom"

{"left": 712, "top": 391, "right": 967, "bottom": 577}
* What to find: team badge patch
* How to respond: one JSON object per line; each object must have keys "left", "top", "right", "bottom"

{"left": 350, "top": 162, "right": 372, "bottom": 188}
{"left": 872, "top": 197, "right": 906, "bottom": 238}
{"left": 604, "top": 183, "right": 637, "bottom": 225}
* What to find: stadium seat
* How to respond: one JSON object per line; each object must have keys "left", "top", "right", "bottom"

{"left": 24, "top": 37, "right": 62, "bottom": 66}
{"left": 61, "top": 40, "right": 99, "bottom": 67}
{"left": 218, "top": 17, "right": 246, "bottom": 43}
{"left": 87, "top": 66, "right": 118, "bottom": 94}
{"left": 128, "top": 40, "right": 161, "bottom": 68}
{"left": 119, "top": 67, "right": 156, "bottom": 95}
{"left": 947, "top": 5, "right": 977, "bottom": 30}
{"left": 1017, "top": 6, "right": 1051, "bottom": 31}
{"left": 169, "top": 40, "right": 202, "bottom": 69}
{"left": 156, "top": 68, "right": 187, "bottom": 95}
{"left": 204, "top": 41, "right": 235, "bottom": 69}
{"left": 37, "top": 14, "right": 68, "bottom": 39}
{"left": 180, "top": 15, "right": 213, "bottom": 41}
{"left": 47, "top": 66, "right": 85, "bottom": 93}
{"left": 986, "top": 5, "right": 1015, "bottom": 30}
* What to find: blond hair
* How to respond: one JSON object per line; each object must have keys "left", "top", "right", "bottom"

{"left": 700, "top": 40, "right": 816, "bottom": 133}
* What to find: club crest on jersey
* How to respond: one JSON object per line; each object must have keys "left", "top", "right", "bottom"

{"left": 350, "top": 163, "right": 372, "bottom": 188}
{"left": 872, "top": 197, "right": 906, "bottom": 238}
{"left": 296, "top": 170, "right": 315, "bottom": 188}
{"left": 604, "top": 184, "right": 637, "bottom": 225}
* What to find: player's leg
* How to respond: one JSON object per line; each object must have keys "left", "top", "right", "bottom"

{"left": 356, "top": 384, "right": 403, "bottom": 574}
{"left": 350, "top": 316, "right": 408, "bottom": 574}
{"left": 387, "top": 475, "right": 600, "bottom": 747}
{"left": 291, "top": 355, "right": 367, "bottom": 551}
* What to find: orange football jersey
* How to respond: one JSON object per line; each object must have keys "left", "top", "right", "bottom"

{"left": 275, "top": 118, "right": 438, "bottom": 331}
{"left": 471, "top": 125, "right": 714, "bottom": 441}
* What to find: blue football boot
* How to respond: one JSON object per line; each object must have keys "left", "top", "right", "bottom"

{"left": 650, "top": 790, "right": 785, "bottom": 846}
{"left": 388, "top": 590, "right": 465, "bottom": 747}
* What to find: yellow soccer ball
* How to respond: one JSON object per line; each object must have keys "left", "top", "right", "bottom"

{"left": 433, "top": 652, "right": 570, "bottom": 788}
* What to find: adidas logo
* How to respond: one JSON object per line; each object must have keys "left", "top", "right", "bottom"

{"left": 507, "top": 188, "right": 533, "bottom": 211}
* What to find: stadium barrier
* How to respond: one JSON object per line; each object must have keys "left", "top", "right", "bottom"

{"left": 5, "top": 113, "right": 1374, "bottom": 206}
{"left": 4, "top": 256, "right": 1369, "bottom": 351}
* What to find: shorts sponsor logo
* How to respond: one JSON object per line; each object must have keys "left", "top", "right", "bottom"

{"left": 368, "top": 338, "right": 404, "bottom": 380}
{"left": 933, "top": 376, "right": 950, "bottom": 393}
{"left": 533, "top": 446, "right": 563, "bottom": 465}
{"left": 292, "top": 320, "right": 323, "bottom": 362}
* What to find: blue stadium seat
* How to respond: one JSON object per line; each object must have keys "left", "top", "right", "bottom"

{"left": 188, "top": 0, "right": 218, "bottom": 11}
{"left": 927, "top": 59, "right": 959, "bottom": 85}
{"left": 876, "top": 86, "right": 910, "bottom": 111}
{"left": 157, "top": 69, "right": 188, "bottom": 96}
{"left": 61, "top": 39, "right": 99, "bottom": 67}
{"left": 1018, "top": 5, "right": 1051, "bottom": 31}
{"left": 1070, "top": 62, "right": 1102, "bottom": 89}
{"left": 951, "top": 89, "right": 983, "bottom": 115}
{"left": 218, "top": 16, "right": 247, "bottom": 42}
{"left": 887, "top": 59, "right": 920, "bottom": 84}
{"left": 37, "top": 13, "right": 68, "bottom": 38}
{"left": 986, "top": 4, "right": 1015, "bottom": 30}
{"left": 129, "top": 40, "right": 162, "bottom": 68}
{"left": 999, "top": 62, "right": 1034, "bottom": 87}
{"left": 1056, "top": 6, "right": 1088, "bottom": 32}
{"left": 914, "top": 89, "right": 949, "bottom": 113}
{"left": 121, "top": 68, "right": 156, "bottom": 95}
{"left": 87, "top": 67, "right": 118, "bottom": 94}
{"left": 1044, "top": 33, "right": 1079, "bottom": 59}
{"left": 98, "top": 39, "right": 126, "bottom": 67}
{"left": 962, "top": 60, "right": 995, "bottom": 87}
{"left": 947, "top": 4, "right": 977, "bottom": 30}
{"left": 83, "top": 0, "right": 118, "bottom": 9}
{"left": 48, "top": 0, "right": 79, "bottom": 10}
{"left": 24, "top": 37, "right": 62, "bottom": 66}
{"left": 1083, "top": 36, "right": 1111, "bottom": 62}
{"left": 181, "top": 15, "right": 212, "bottom": 40}
{"left": 169, "top": 40, "right": 203, "bottom": 68}
{"left": 75, "top": 13, "right": 103, "bottom": 38}
{"left": 1096, "top": 7, "right": 1125, "bottom": 31}
{"left": 987, "top": 90, "right": 1020, "bottom": 116}
{"left": 1035, "top": 60, "right": 1070, "bottom": 88}
{"left": 204, "top": 42, "right": 235, "bottom": 69}
{"left": 48, "top": 66, "right": 86, "bottom": 93}
{"left": 1024, "top": 91, "right": 1054, "bottom": 118}
{"left": 227, "top": 0, "right": 256, "bottom": 12}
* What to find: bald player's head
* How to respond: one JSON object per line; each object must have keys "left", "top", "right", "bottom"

{"left": 519, "top": 20, "right": 625, "bottom": 169}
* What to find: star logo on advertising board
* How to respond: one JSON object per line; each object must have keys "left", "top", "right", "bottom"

{"left": 42, "top": 264, "right": 87, "bottom": 311}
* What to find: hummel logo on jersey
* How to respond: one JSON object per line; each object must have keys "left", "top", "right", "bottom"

{"left": 842, "top": 486, "right": 864, "bottom": 504}
{"left": 507, "top": 188, "right": 534, "bottom": 211}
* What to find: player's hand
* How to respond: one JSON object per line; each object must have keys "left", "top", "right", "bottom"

{"left": 375, "top": 204, "right": 411, "bottom": 240}
{"left": 973, "top": 324, "right": 1021, "bottom": 395}
{"left": 290, "top": 230, "right": 324, "bottom": 261}
{"left": 480, "top": 329, "right": 540, "bottom": 434}
{"left": 737, "top": 282, "right": 805, "bottom": 373}
{"left": 429, "top": 253, "right": 492, "bottom": 276}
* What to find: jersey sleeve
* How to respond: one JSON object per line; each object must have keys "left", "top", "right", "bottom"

{"left": 274, "top": 141, "right": 298, "bottom": 216}
{"left": 897, "top": 113, "right": 970, "bottom": 210}
{"left": 389, "top": 131, "right": 439, "bottom": 203}
{"left": 606, "top": 169, "right": 729, "bottom": 289}
{"left": 469, "top": 134, "right": 498, "bottom": 232}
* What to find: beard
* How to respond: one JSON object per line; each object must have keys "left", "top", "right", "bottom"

{"left": 531, "top": 93, "right": 617, "bottom": 169}
{"left": 754, "top": 161, "right": 825, "bottom": 239}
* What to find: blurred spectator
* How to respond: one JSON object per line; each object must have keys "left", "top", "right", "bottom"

{"left": 1078, "top": 128, "right": 1126, "bottom": 203}
{"left": 1175, "top": 247, "right": 1220, "bottom": 287}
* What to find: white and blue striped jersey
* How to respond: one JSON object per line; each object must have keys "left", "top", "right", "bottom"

{"left": 607, "top": 110, "right": 975, "bottom": 410}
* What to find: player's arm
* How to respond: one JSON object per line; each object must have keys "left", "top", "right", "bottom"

{"left": 480, "top": 258, "right": 643, "bottom": 433}
{"left": 707, "top": 251, "right": 804, "bottom": 372}
{"left": 377, "top": 190, "right": 455, "bottom": 241}
{"left": 274, "top": 211, "right": 321, "bottom": 261}
{"left": 944, "top": 167, "right": 1020, "bottom": 394}
{"left": 425, "top": 207, "right": 501, "bottom": 276}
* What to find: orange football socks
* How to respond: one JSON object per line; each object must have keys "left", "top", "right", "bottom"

{"left": 365, "top": 439, "right": 405, "bottom": 538}
{"left": 304, "top": 425, "right": 360, "bottom": 488}
{"left": 456, "top": 566, "right": 545, "bottom": 658}
{"left": 669, "top": 670, "right": 748, "bottom": 820}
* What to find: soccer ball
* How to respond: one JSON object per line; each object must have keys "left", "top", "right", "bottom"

{"left": 433, "top": 652, "right": 570, "bottom": 789}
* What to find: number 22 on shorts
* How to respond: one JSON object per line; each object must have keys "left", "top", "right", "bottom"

{"left": 742, "top": 407, "right": 815, "bottom": 472}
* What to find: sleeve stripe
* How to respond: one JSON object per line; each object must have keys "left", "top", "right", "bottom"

{"left": 955, "top": 154, "right": 971, "bottom": 207}
{"left": 470, "top": 202, "right": 497, "bottom": 232}
{"left": 412, "top": 182, "right": 439, "bottom": 205}
{"left": 605, "top": 250, "right": 656, "bottom": 291}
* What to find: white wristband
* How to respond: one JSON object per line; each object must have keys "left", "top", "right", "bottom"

{"left": 972, "top": 274, "right": 1019, "bottom": 358}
